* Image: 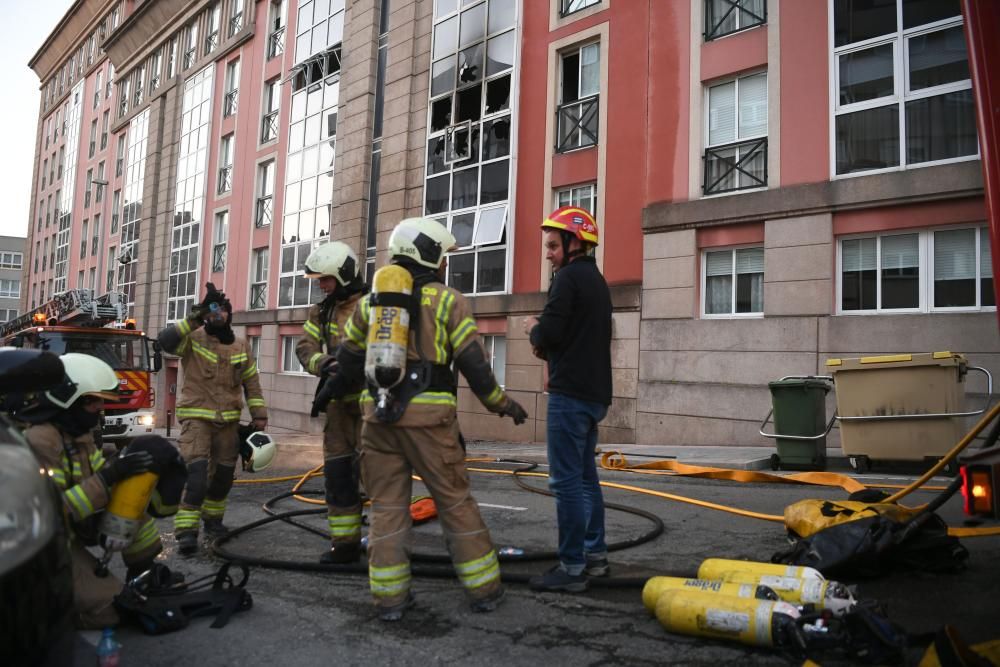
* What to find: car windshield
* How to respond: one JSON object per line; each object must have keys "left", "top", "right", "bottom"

{"left": 37, "top": 332, "right": 150, "bottom": 371}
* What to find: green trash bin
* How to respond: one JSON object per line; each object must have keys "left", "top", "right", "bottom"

{"left": 762, "top": 377, "right": 833, "bottom": 471}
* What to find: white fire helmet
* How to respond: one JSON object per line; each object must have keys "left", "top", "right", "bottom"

{"left": 242, "top": 431, "right": 277, "bottom": 472}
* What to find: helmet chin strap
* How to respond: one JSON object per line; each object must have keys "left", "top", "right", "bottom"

{"left": 560, "top": 231, "right": 585, "bottom": 268}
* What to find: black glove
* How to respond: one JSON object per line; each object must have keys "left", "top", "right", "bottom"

{"left": 98, "top": 450, "right": 154, "bottom": 488}
{"left": 320, "top": 357, "right": 339, "bottom": 376}
{"left": 500, "top": 398, "right": 528, "bottom": 425}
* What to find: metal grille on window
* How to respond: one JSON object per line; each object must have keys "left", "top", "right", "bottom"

{"left": 250, "top": 248, "right": 269, "bottom": 309}
{"left": 704, "top": 73, "right": 767, "bottom": 195}
{"left": 560, "top": 0, "right": 600, "bottom": 17}
{"left": 427, "top": 0, "right": 516, "bottom": 295}
{"left": 557, "top": 42, "right": 599, "bottom": 152}
{"left": 705, "top": 0, "right": 766, "bottom": 41}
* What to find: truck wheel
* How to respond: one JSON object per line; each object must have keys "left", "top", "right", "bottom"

{"left": 850, "top": 455, "right": 870, "bottom": 474}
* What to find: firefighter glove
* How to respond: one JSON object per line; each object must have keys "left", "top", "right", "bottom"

{"left": 500, "top": 398, "right": 528, "bottom": 425}
{"left": 99, "top": 450, "right": 154, "bottom": 487}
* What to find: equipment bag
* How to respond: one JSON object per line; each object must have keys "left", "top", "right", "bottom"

{"left": 114, "top": 563, "right": 253, "bottom": 634}
{"left": 774, "top": 496, "right": 968, "bottom": 578}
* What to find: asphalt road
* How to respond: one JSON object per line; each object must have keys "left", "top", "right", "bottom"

{"left": 74, "top": 452, "right": 1000, "bottom": 666}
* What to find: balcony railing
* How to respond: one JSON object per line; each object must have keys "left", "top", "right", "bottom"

{"left": 183, "top": 48, "right": 196, "bottom": 69}
{"left": 224, "top": 90, "right": 238, "bottom": 117}
{"left": 218, "top": 165, "right": 232, "bottom": 193}
{"left": 267, "top": 27, "right": 285, "bottom": 60}
{"left": 261, "top": 111, "right": 279, "bottom": 143}
{"left": 205, "top": 32, "right": 219, "bottom": 54}
{"left": 111, "top": 213, "right": 119, "bottom": 234}
{"left": 555, "top": 95, "right": 599, "bottom": 153}
{"left": 229, "top": 13, "right": 244, "bottom": 37}
{"left": 100, "top": 133, "right": 108, "bottom": 150}
{"left": 255, "top": 195, "right": 273, "bottom": 228}
{"left": 89, "top": 141, "right": 96, "bottom": 158}
{"left": 91, "top": 237, "right": 99, "bottom": 256}
{"left": 116, "top": 158, "right": 123, "bottom": 178}
{"left": 250, "top": 283, "right": 267, "bottom": 310}
{"left": 84, "top": 191, "right": 92, "bottom": 208}
{"left": 212, "top": 243, "right": 226, "bottom": 272}
{"left": 133, "top": 85, "right": 143, "bottom": 107}
{"left": 80, "top": 241, "right": 86, "bottom": 259}
{"left": 150, "top": 76, "right": 160, "bottom": 92}
{"left": 704, "top": 0, "right": 766, "bottom": 41}
{"left": 702, "top": 137, "right": 767, "bottom": 195}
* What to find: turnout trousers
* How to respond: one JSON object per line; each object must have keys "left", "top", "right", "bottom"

{"left": 173, "top": 420, "right": 240, "bottom": 536}
{"left": 360, "top": 419, "right": 501, "bottom": 609}
{"left": 322, "top": 401, "right": 364, "bottom": 545}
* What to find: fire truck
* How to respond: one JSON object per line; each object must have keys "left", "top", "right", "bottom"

{"left": 0, "top": 289, "right": 162, "bottom": 444}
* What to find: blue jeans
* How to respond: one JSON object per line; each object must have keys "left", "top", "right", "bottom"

{"left": 546, "top": 392, "right": 608, "bottom": 575}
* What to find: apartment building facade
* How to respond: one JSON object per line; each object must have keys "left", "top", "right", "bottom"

{"left": 23, "top": 0, "right": 996, "bottom": 446}
{"left": 0, "top": 236, "right": 25, "bottom": 324}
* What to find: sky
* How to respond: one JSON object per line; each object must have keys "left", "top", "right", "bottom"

{"left": 0, "top": 0, "right": 76, "bottom": 239}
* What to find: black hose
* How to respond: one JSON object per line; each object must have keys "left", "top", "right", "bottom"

{"left": 212, "top": 460, "right": 669, "bottom": 588}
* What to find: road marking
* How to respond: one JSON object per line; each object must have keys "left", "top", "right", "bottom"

{"left": 479, "top": 503, "right": 527, "bottom": 511}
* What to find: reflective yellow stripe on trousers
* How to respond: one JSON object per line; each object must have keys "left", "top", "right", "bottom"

{"left": 369, "top": 562, "right": 411, "bottom": 597}
{"left": 454, "top": 550, "right": 501, "bottom": 590}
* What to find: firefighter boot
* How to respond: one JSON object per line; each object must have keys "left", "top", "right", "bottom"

{"left": 319, "top": 542, "right": 362, "bottom": 564}
{"left": 176, "top": 531, "right": 198, "bottom": 556}
{"left": 378, "top": 593, "right": 416, "bottom": 622}
{"left": 202, "top": 516, "right": 229, "bottom": 539}
{"left": 470, "top": 586, "right": 506, "bottom": 613}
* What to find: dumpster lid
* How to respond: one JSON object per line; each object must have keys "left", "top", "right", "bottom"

{"left": 825, "top": 351, "right": 966, "bottom": 372}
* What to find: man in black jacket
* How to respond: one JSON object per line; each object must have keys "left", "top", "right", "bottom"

{"left": 523, "top": 206, "right": 612, "bottom": 593}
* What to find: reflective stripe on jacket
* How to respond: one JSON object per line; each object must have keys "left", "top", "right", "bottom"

{"left": 158, "top": 316, "right": 267, "bottom": 422}
{"left": 296, "top": 293, "right": 364, "bottom": 403}
{"left": 341, "top": 280, "right": 509, "bottom": 426}
{"left": 25, "top": 423, "right": 109, "bottom": 522}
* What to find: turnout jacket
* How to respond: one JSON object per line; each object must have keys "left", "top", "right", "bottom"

{"left": 158, "top": 316, "right": 267, "bottom": 423}
{"left": 25, "top": 424, "right": 109, "bottom": 524}
{"left": 339, "top": 278, "right": 514, "bottom": 427}
{"left": 296, "top": 293, "right": 364, "bottom": 404}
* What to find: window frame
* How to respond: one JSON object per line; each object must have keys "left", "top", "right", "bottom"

{"left": 836, "top": 225, "right": 996, "bottom": 315}
{"left": 250, "top": 247, "right": 269, "bottom": 310}
{"left": 699, "top": 244, "right": 766, "bottom": 318}
{"left": 481, "top": 333, "right": 507, "bottom": 387}
{"left": 280, "top": 336, "right": 308, "bottom": 374}
{"left": 556, "top": 40, "right": 601, "bottom": 153}
{"left": 704, "top": 0, "right": 767, "bottom": 42}
{"left": 560, "top": 0, "right": 601, "bottom": 18}
{"left": 703, "top": 70, "right": 768, "bottom": 196}
{"left": 829, "top": 2, "right": 977, "bottom": 179}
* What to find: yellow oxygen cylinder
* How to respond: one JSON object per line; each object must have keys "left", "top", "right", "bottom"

{"left": 642, "top": 577, "right": 778, "bottom": 614}
{"left": 709, "top": 570, "right": 856, "bottom": 616}
{"left": 365, "top": 264, "right": 413, "bottom": 394}
{"left": 697, "top": 558, "right": 824, "bottom": 582}
{"left": 654, "top": 589, "right": 802, "bottom": 648}
{"left": 99, "top": 471, "right": 158, "bottom": 551}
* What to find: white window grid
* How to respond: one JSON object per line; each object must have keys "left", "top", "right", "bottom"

{"left": 0, "top": 252, "right": 23, "bottom": 270}
{"left": 830, "top": 4, "right": 975, "bottom": 178}
{"left": 426, "top": 0, "right": 517, "bottom": 296}
{"left": 700, "top": 245, "right": 765, "bottom": 318}
{"left": 556, "top": 183, "right": 597, "bottom": 213}
{"left": 836, "top": 225, "right": 995, "bottom": 315}
{"left": 294, "top": 0, "right": 346, "bottom": 65}
{"left": 54, "top": 81, "right": 84, "bottom": 294}
{"left": 167, "top": 67, "right": 214, "bottom": 322}
{"left": 279, "top": 79, "right": 338, "bottom": 308}
{"left": 0, "top": 279, "right": 20, "bottom": 299}
{"left": 481, "top": 333, "right": 506, "bottom": 386}
{"left": 280, "top": 336, "right": 307, "bottom": 373}
{"left": 0, "top": 308, "right": 18, "bottom": 323}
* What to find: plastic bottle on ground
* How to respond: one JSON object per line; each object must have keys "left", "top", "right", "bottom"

{"left": 96, "top": 627, "right": 121, "bottom": 667}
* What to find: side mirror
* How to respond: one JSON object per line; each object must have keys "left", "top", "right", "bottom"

{"left": 149, "top": 339, "right": 163, "bottom": 372}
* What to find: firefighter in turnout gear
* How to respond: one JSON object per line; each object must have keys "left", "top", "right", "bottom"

{"left": 158, "top": 284, "right": 268, "bottom": 554}
{"left": 327, "top": 217, "right": 529, "bottom": 621}
{"left": 295, "top": 241, "right": 367, "bottom": 564}
{"left": 19, "top": 354, "right": 160, "bottom": 628}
